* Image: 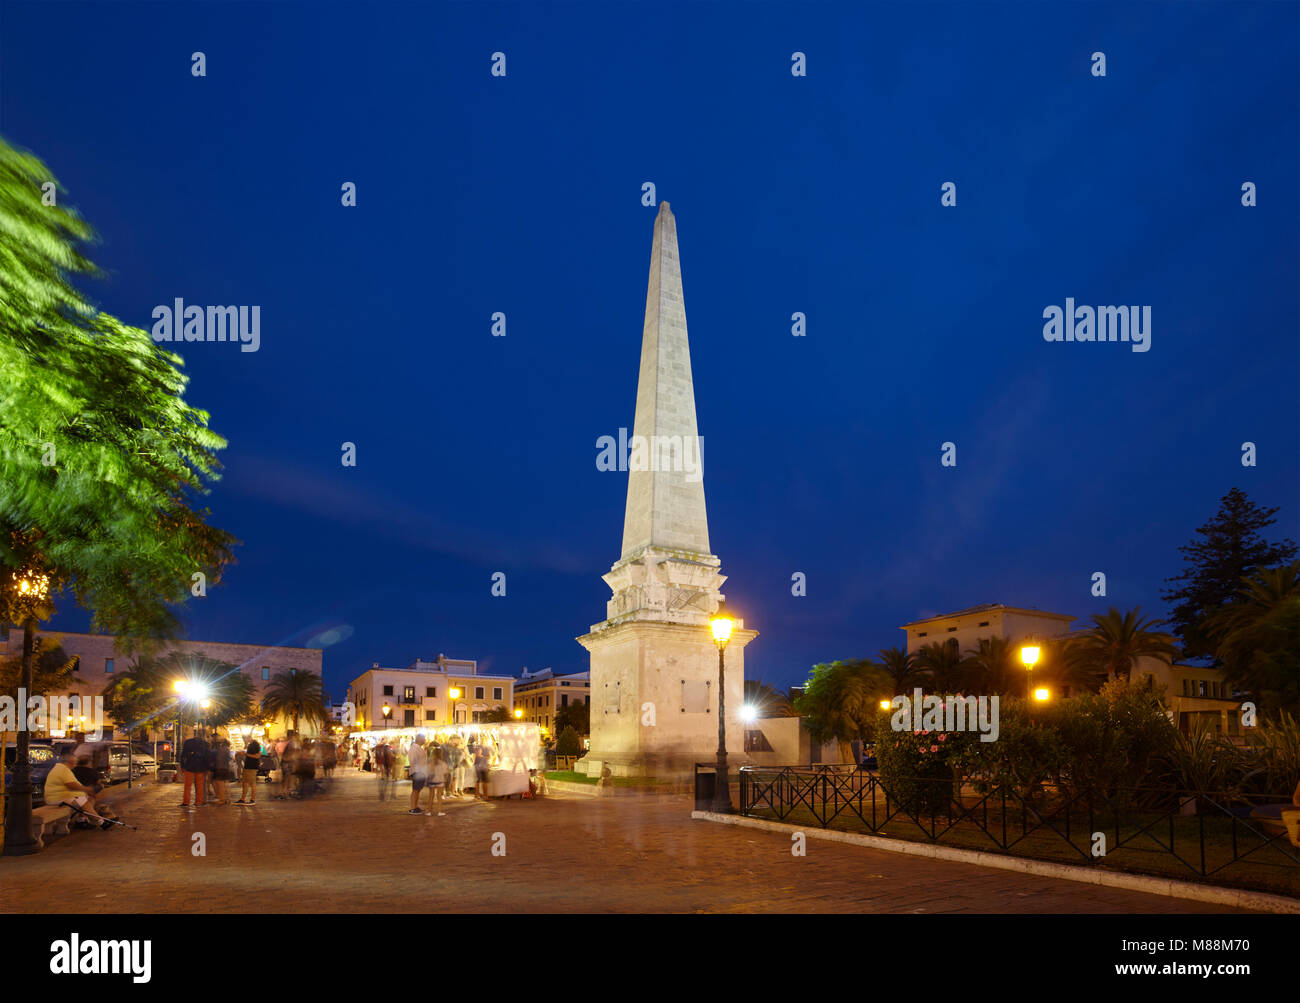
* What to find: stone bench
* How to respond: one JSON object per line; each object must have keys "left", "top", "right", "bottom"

{"left": 30, "top": 805, "right": 73, "bottom": 848}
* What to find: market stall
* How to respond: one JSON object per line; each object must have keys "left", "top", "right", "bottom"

{"left": 350, "top": 721, "right": 541, "bottom": 798}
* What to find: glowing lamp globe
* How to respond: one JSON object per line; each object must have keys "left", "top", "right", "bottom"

{"left": 710, "top": 604, "right": 734, "bottom": 647}
{"left": 1034, "top": 687, "right": 1050, "bottom": 702}
{"left": 1020, "top": 645, "right": 1041, "bottom": 670}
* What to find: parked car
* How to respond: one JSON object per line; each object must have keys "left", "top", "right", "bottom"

{"left": 73, "top": 741, "right": 143, "bottom": 784}
{"left": 3, "top": 740, "right": 60, "bottom": 807}
{"left": 128, "top": 747, "right": 158, "bottom": 772}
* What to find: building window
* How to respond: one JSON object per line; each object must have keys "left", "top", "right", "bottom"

{"left": 403, "top": 686, "right": 415, "bottom": 703}
{"left": 561, "top": 694, "right": 569, "bottom": 708}
{"left": 475, "top": 686, "right": 485, "bottom": 700}
{"left": 404, "top": 709, "right": 415, "bottom": 727}
{"left": 493, "top": 687, "right": 503, "bottom": 700}
{"left": 105, "top": 658, "right": 114, "bottom": 673}
{"left": 426, "top": 686, "right": 436, "bottom": 698}
{"left": 946, "top": 626, "right": 957, "bottom": 632}
{"left": 262, "top": 666, "right": 270, "bottom": 680}
{"left": 383, "top": 685, "right": 393, "bottom": 696}
{"left": 425, "top": 710, "right": 436, "bottom": 721}
{"left": 1183, "top": 679, "right": 1190, "bottom": 696}
{"left": 561, "top": 681, "right": 569, "bottom": 686}
{"left": 978, "top": 621, "right": 989, "bottom": 627}
{"left": 918, "top": 632, "right": 928, "bottom": 638}
{"left": 1198, "top": 680, "right": 1207, "bottom": 697}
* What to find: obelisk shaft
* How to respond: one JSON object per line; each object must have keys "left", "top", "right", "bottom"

{"left": 620, "top": 201, "right": 711, "bottom": 560}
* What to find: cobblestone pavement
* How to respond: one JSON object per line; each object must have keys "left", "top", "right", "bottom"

{"left": 0, "top": 770, "right": 1253, "bottom": 913}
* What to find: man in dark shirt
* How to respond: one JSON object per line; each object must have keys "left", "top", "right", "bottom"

{"left": 237, "top": 739, "right": 261, "bottom": 805}
{"left": 179, "top": 730, "right": 211, "bottom": 808}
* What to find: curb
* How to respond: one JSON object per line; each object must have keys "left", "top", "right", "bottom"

{"left": 691, "top": 810, "right": 1300, "bottom": 914}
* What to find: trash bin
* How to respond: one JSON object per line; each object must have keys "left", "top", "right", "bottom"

{"left": 694, "top": 766, "right": 716, "bottom": 811}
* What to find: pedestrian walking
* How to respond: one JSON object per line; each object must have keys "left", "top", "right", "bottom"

{"left": 474, "top": 744, "right": 491, "bottom": 800}
{"left": 425, "top": 746, "right": 448, "bottom": 815}
{"left": 237, "top": 738, "right": 262, "bottom": 805}
{"left": 211, "top": 738, "right": 234, "bottom": 804}
{"left": 407, "top": 734, "right": 428, "bottom": 815}
{"left": 179, "top": 730, "right": 211, "bottom": 808}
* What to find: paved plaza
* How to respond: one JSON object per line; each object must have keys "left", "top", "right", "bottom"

{"left": 0, "top": 770, "right": 1254, "bottom": 914}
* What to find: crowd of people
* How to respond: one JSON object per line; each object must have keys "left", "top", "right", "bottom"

{"left": 175, "top": 729, "right": 341, "bottom": 807}
{"left": 165, "top": 728, "right": 547, "bottom": 813}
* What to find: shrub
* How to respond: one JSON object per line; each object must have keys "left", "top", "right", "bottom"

{"left": 876, "top": 715, "right": 961, "bottom": 816}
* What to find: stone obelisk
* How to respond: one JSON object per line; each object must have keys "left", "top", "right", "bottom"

{"left": 576, "top": 202, "right": 756, "bottom": 779}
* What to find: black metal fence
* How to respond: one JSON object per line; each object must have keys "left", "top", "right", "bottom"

{"left": 723, "top": 764, "right": 1300, "bottom": 896}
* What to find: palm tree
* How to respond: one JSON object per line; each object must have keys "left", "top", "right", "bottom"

{"left": 961, "top": 636, "right": 1022, "bottom": 695}
{"left": 1204, "top": 562, "right": 1300, "bottom": 713}
{"left": 876, "top": 646, "right": 919, "bottom": 694}
{"left": 1065, "top": 606, "right": 1180, "bottom": 684}
{"left": 913, "top": 640, "right": 965, "bottom": 691}
{"left": 261, "top": 669, "right": 329, "bottom": 734}
{"left": 743, "top": 679, "right": 795, "bottom": 717}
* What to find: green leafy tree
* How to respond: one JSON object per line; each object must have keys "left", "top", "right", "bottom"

{"left": 261, "top": 669, "right": 328, "bottom": 734}
{"left": 1204, "top": 562, "right": 1300, "bottom": 716}
{"left": 555, "top": 725, "right": 581, "bottom": 758}
{"left": 1162, "top": 488, "right": 1297, "bottom": 659}
{"left": 0, "top": 138, "right": 235, "bottom": 850}
{"left": 0, "top": 635, "right": 82, "bottom": 702}
{"left": 1065, "top": 606, "right": 1180, "bottom": 684}
{"left": 480, "top": 706, "right": 513, "bottom": 724}
{"left": 553, "top": 698, "right": 590, "bottom": 735}
{"left": 793, "top": 660, "right": 889, "bottom": 760}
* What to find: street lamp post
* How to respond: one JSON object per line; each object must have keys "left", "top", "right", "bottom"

{"left": 3, "top": 567, "right": 51, "bottom": 856}
{"left": 1019, "top": 644, "right": 1041, "bottom": 699}
{"left": 382, "top": 704, "right": 392, "bottom": 730}
{"left": 709, "top": 601, "right": 735, "bottom": 814}
{"left": 1020, "top": 644, "right": 1041, "bottom": 724}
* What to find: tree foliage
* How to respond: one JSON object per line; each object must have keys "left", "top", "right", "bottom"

{"left": 1162, "top": 488, "right": 1297, "bottom": 660}
{"left": 261, "top": 669, "right": 328, "bottom": 733}
{"left": 0, "top": 136, "right": 236, "bottom": 648}
{"left": 1204, "top": 562, "right": 1300, "bottom": 716}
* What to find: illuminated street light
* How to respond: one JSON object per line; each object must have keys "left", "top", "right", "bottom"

{"left": 1034, "top": 687, "right": 1050, "bottom": 702}
{"left": 514, "top": 708, "right": 524, "bottom": 719}
{"left": 1020, "top": 644, "right": 1041, "bottom": 702}
{"left": 880, "top": 699, "right": 892, "bottom": 711}
{"left": 709, "top": 600, "right": 736, "bottom": 814}
{"left": 739, "top": 705, "right": 757, "bottom": 724}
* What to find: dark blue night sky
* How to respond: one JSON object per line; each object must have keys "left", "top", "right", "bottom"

{"left": 3, "top": 2, "right": 1296, "bottom": 701}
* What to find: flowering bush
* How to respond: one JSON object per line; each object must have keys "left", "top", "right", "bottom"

{"left": 875, "top": 712, "right": 973, "bottom": 816}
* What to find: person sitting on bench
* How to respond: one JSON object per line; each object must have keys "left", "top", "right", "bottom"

{"left": 44, "top": 749, "right": 114, "bottom": 830}
{"left": 72, "top": 755, "right": 121, "bottom": 823}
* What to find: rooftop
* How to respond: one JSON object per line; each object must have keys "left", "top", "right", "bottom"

{"left": 900, "top": 604, "right": 1076, "bottom": 629}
